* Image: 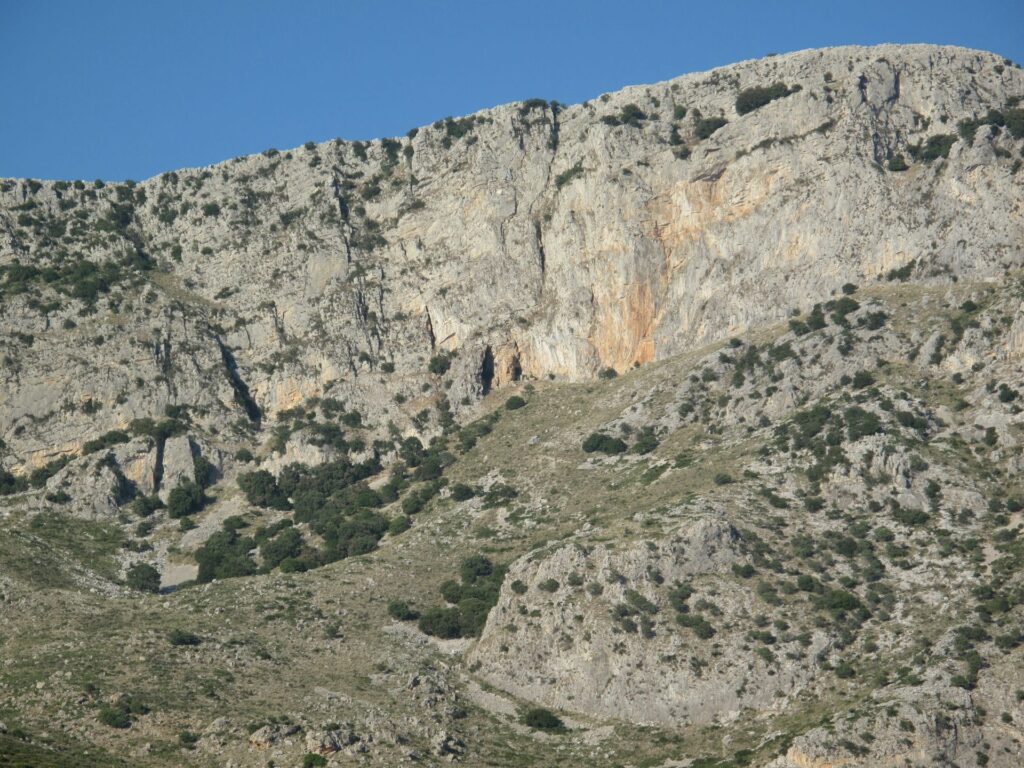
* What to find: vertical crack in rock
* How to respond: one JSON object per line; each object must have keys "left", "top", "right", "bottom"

{"left": 534, "top": 220, "right": 547, "bottom": 282}
{"left": 152, "top": 434, "right": 166, "bottom": 494}
{"left": 331, "top": 172, "right": 353, "bottom": 263}
{"left": 549, "top": 101, "right": 561, "bottom": 152}
{"left": 212, "top": 333, "right": 261, "bottom": 426}
{"left": 424, "top": 310, "right": 436, "bottom": 350}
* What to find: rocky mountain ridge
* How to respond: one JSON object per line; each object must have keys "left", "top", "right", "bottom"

{"left": 0, "top": 43, "right": 1023, "bottom": 768}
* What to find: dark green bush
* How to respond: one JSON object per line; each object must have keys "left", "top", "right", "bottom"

{"left": 887, "top": 155, "right": 909, "bottom": 172}
{"left": 601, "top": 103, "right": 647, "bottom": 127}
{"left": 522, "top": 707, "right": 564, "bottom": 730}
{"left": 676, "top": 613, "right": 715, "bottom": 638}
{"left": 582, "top": 433, "right": 627, "bottom": 454}
{"left": 851, "top": 370, "right": 875, "bottom": 389}
{"left": 505, "top": 395, "right": 527, "bottom": 411}
{"left": 419, "top": 555, "right": 506, "bottom": 638}
{"left": 238, "top": 470, "right": 291, "bottom": 510}
{"left": 450, "top": 483, "right": 476, "bottom": 501}
{"left": 694, "top": 117, "right": 728, "bottom": 139}
{"left": 844, "top": 406, "right": 881, "bottom": 440}
{"left": 126, "top": 563, "right": 160, "bottom": 593}
{"left": 428, "top": 353, "right": 451, "bottom": 375}
{"left": 195, "top": 529, "right": 257, "bottom": 582}
{"left": 913, "top": 134, "right": 957, "bottom": 162}
{"left": 168, "top": 629, "right": 202, "bottom": 646}
{"left": 259, "top": 527, "right": 303, "bottom": 570}
{"left": 630, "top": 427, "right": 659, "bottom": 454}
{"left": 98, "top": 705, "right": 131, "bottom": 729}
{"left": 82, "top": 430, "right": 130, "bottom": 455}
{"left": 388, "top": 600, "right": 419, "bottom": 621}
{"left": 417, "top": 607, "right": 463, "bottom": 638}
{"left": 554, "top": 161, "right": 584, "bottom": 189}
{"left": 178, "top": 730, "right": 199, "bottom": 747}
{"left": 735, "top": 82, "right": 796, "bottom": 115}
{"left": 167, "top": 480, "right": 205, "bottom": 518}
{"left": 1006, "top": 107, "right": 1024, "bottom": 139}
{"left": 388, "top": 515, "right": 411, "bottom": 535}
{"left": 538, "top": 578, "right": 559, "bottom": 593}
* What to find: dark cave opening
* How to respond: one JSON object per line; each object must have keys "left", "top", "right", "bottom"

{"left": 480, "top": 346, "right": 495, "bottom": 395}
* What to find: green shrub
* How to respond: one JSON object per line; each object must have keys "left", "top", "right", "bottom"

{"left": 201, "top": 202, "right": 221, "bottom": 217}
{"left": 732, "top": 563, "right": 755, "bottom": 579}
{"left": 126, "top": 563, "right": 160, "bottom": 593}
{"left": 695, "top": 117, "right": 728, "bottom": 139}
{"left": 388, "top": 515, "right": 411, "bottom": 535}
{"left": 887, "top": 155, "right": 909, "bottom": 172}
{"left": 582, "top": 433, "right": 627, "bottom": 454}
{"left": 538, "top": 578, "right": 560, "bottom": 593}
{"left": 388, "top": 600, "right": 419, "bottom": 621}
{"left": 130, "top": 495, "right": 164, "bottom": 518}
{"left": 713, "top": 473, "right": 734, "bottom": 485}
{"left": 851, "top": 370, "right": 875, "bottom": 389}
{"left": 735, "top": 82, "right": 796, "bottom": 115}
{"left": 834, "top": 661, "right": 856, "bottom": 679}
{"left": 419, "top": 554, "right": 506, "bottom": 638}
{"left": 82, "top": 430, "right": 130, "bottom": 455}
{"left": 168, "top": 629, "right": 202, "bottom": 646}
{"left": 554, "top": 161, "right": 584, "bottom": 189}
{"left": 238, "top": 470, "right": 291, "bottom": 509}
{"left": 98, "top": 695, "right": 148, "bottom": 729}
{"left": 450, "top": 483, "right": 476, "bottom": 501}
{"left": 428, "top": 353, "right": 451, "bottom": 375}
{"left": 676, "top": 613, "right": 715, "bottom": 638}
{"left": 601, "top": 103, "right": 647, "bottom": 127}
{"left": 178, "top": 730, "right": 199, "bottom": 747}
{"left": 98, "top": 705, "right": 131, "bottom": 729}
{"left": 259, "top": 527, "right": 303, "bottom": 570}
{"left": 167, "top": 480, "right": 205, "bottom": 518}
{"left": 505, "top": 395, "right": 527, "bottom": 411}
{"left": 630, "top": 427, "right": 659, "bottom": 454}
{"left": 303, "top": 754, "right": 328, "bottom": 768}
{"left": 522, "top": 707, "right": 564, "bottom": 731}
{"left": 844, "top": 406, "right": 881, "bottom": 440}
{"left": 913, "top": 134, "right": 957, "bottom": 162}
{"left": 1006, "top": 107, "right": 1024, "bottom": 139}
{"left": 195, "top": 529, "right": 257, "bottom": 582}
{"left": 417, "top": 606, "right": 463, "bottom": 638}
{"left": 820, "top": 589, "right": 863, "bottom": 614}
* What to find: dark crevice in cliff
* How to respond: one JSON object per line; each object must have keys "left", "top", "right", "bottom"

{"left": 534, "top": 221, "right": 547, "bottom": 278}
{"left": 480, "top": 346, "right": 495, "bottom": 396}
{"left": 508, "top": 351, "right": 522, "bottom": 382}
{"left": 212, "top": 334, "right": 261, "bottom": 426}
{"left": 425, "top": 310, "right": 436, "bottom": 349}
{"left": 152, "top": 436, "right": 166, "bottom": 494}
{"left": 331, "top": 173, "right": 353, "bottom": 263}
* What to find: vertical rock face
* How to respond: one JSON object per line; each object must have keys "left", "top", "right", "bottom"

{"left": 1, "top": 44, "right": 1022, "bottom": 468}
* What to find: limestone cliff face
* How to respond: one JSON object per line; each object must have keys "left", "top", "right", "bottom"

{"left": 1, "top": 44, "right": 1022, "bottom": 470}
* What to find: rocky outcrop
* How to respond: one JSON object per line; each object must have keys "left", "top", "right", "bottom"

{"left": 469, "top": 516, "right": 831, "bottom": 725}
{"left": 2, "top": 45, "right": 1022, "bottom": 479}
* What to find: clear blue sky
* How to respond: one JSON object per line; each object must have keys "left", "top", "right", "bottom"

{"left": 2, "top": 0, "right": 1022, "bottom": 181}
